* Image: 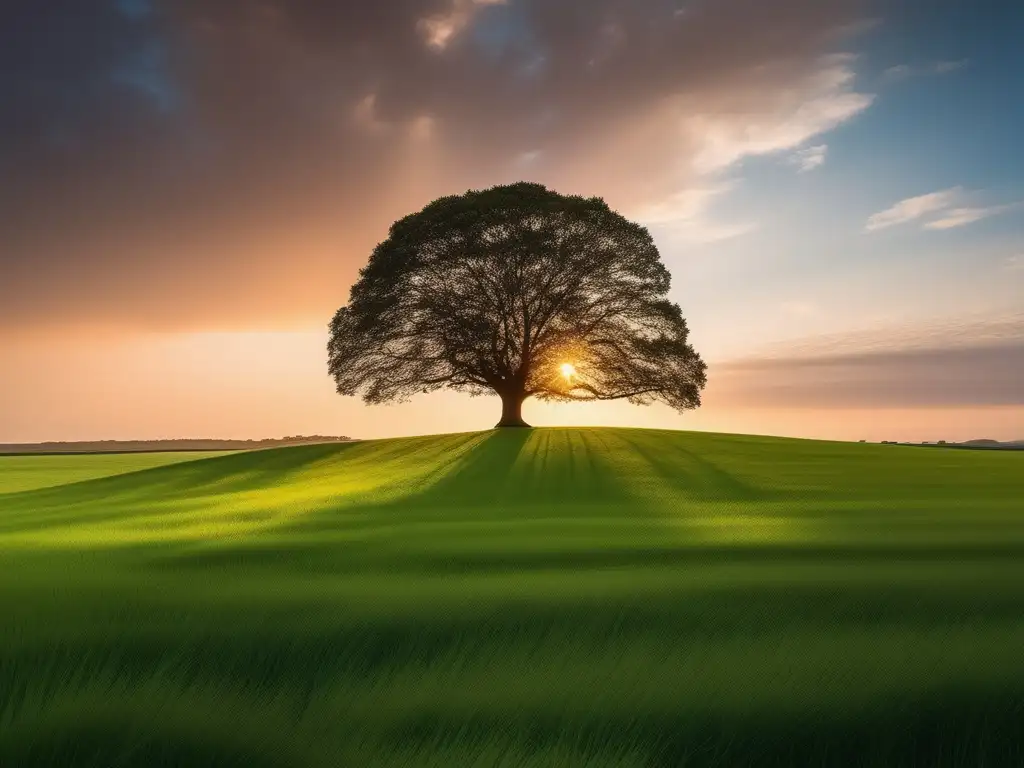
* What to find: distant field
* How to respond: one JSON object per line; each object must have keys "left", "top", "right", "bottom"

{"left": 1, "top": 428, "right": 1023, "bottom": 766}
{"left": 0, "top": 451, "right": 236, "bottom": 494}
{"left": 0, "top": 450, "right": 235, "bottom": 493}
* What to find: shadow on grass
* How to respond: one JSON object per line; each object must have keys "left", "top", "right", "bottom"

{"left": 392, "top": 428, "right": 636, "bottom": 509}
{"left": 5, "top": 686, "right": 1024, "bottom": 767}
{"left": 0, "top": 718, "right": 300, "bottom": 768}
{"left": 610, "top": 430, "right": 781, "bottom": 502}
{"left": 378, "top": 688, "right": 1024, "bottom": 767}
{"left": 150, "top": 538, "right": 1024, "bottom": 575}
{"left": 0, "top": 443, "right": 360, "bottom": 533}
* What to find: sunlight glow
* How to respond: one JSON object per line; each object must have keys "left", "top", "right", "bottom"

{"left": 560, "top": 363, "right": 577, "bottom": 380}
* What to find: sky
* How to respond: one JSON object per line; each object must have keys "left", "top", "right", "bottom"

{"left": 1, "top": 0, "right": 1022, "bottom": 443}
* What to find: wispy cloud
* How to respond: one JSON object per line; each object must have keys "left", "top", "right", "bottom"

{"left": 865, "top": 187, "right": 962, "bottom": 231}
{"left": 866, "top": 188, "right": 1021, "bottom": 232}
{"left": 516, "top": 149, "right": 543, "bottom": 167}
{"left": 934, "top": 59, "right": 969, "bottom": 74}
{"left": 689, "top": 55, "right": 873, "bottom": 174}
{"left": 634, "top": 183, "right": 755, "bottom": 244}
{"left": 712, "top": 312, "right": 1024, "bottom": 408}
{"left": 1007, "top": 255, "right": 1024, "bottom": 271}
{"left": 418, "top": 0, "right": 506, "bottom": 51}
{"left": 747, "top": 310, "right": 1024, "bottom": 359}
{"left": 882, "top": 64, "right": 913, "bottom": 81}
{"left": 713, "top": 343, "right": 1024, "bottom": 408}
{"left": 883, "top": 59, "right": 969, "bottom": 82}
{"left": 789, "top": 144, "right": 828, "bottom": 172}
{"left": 649, "top": 55, "right": 872, "bottom": 239}
{"left": 925, "top": 203, "right": 1023, "bottom": 230}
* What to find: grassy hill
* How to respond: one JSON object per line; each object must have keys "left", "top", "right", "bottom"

{"left": 2, "top": 427, "right": 1023, "bottom": 766}
{"left": 0, "top": 436, "right": 353, "bottom": 455}
{"left": 0, "top": 451, "right": 235, "bottom": 494}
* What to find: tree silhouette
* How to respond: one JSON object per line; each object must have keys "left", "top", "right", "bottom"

{"left": 328, "top": 183, "right": 707, "bottom": 427}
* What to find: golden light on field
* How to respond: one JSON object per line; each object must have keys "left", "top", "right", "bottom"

{"left": 560, "top": 363, "right": 577, "bottom": 380}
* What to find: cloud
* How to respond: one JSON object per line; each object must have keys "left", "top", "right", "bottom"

{"left": 633, "top": 183, "right": 755, "bottom": 244}
{"left": 867, "top": 188, "right": 1021, "bottom": 232}
{"left": 711, "top": 313, "right": 1024, "bottom": 408}
{"left": 1007, "top": 255, "right": 1024, "bottom": 271}
{"left": 865, "top": 187, "right": 963, "bottom": 231}
{"left": 924, "top": 203, "right": 1023, "bottom": 230}
{"left": 933, "top": 59, "right": 969, "bottom": 74}
{"left": 883, "top": 59, "right": 969, "bottom": 81}
{"left": 0, "top": 0, "right": 872, "bottom": 331}
{"left": 882, "top": 64, "right": 913, "bottom": 81}
{"left": 636, "top": 54, "right": 871, "bottom": 238}
{"left": 742, "top": 308, "right": 1024, "bottom": 359}
{"left": 712, "top": 342, "right": 1024, "bottom": 408}
{"left": 687, "top": 55, "right": 872, "bottom": 174}
{"left": 418, "top": 0, "right": 507, "bottom": 51}
{"left": 515, "top": 149, "right": 544, "bottom": 167}
{"left": 789, "top": 144, "right": 828, "bottom": 172}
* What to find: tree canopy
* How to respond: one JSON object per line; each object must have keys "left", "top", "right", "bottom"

{"left": 328, "top": 183, "right": 707, "bottom": 427}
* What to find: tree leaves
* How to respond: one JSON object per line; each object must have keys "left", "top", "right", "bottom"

{"left": 328, "top": 182, "right": 707, "bottom": 418}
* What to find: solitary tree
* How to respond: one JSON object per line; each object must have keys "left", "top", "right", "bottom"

{"left": 328, "top": 183, "right": 707, "bottom": 427}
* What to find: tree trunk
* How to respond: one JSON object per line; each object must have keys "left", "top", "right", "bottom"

{"left": 495, "top": 390, "right": 530, "bottom": 428}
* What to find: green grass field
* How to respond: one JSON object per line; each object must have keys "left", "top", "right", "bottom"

{"left": 0, "top": 451, "right": 234, "bottom": 494}
{"left": 1, "top": 428, "right": 1023, "bottom": 766}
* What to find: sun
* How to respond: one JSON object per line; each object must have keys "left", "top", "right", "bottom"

{"left": 560, "top": 362, "right": 577, "bottom": 380}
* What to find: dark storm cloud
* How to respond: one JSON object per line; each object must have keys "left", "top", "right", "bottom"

{"left": 0, "top": 0, "right": 866, "bottom": 330}
{"left": 712, "top": 342, "right": 1024, "bottom": 408}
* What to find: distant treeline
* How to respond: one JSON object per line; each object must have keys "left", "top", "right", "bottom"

{"left": 882, "top": 439, "right": 1024, "bottom": 451}
{"left": 0, "top": 436, "right": 355, "bottom": 455}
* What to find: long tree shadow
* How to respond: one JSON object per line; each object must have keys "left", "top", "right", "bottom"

{"left": 393, "top": 428, "right": 640, "bottom": 512}
{"left": 267, "top": 428, "right": 787, "bottom": 549}
{"left": 405, "top": 429, "right": 533, "bottom": 508}
{"left": 0, "top": 443, "right": 360, "bottom": 534}
{"left": 611, "top": 430, "right": 795, "bottom": 503}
